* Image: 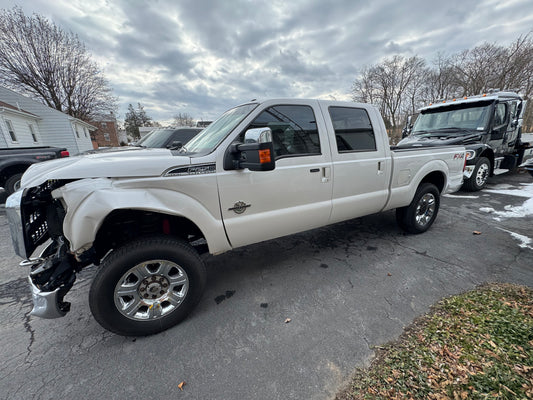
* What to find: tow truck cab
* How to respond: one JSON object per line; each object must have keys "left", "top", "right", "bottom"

{"left": 398, "top": 90, "right": 532, "bottom": 190}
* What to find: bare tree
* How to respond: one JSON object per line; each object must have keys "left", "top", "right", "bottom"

{"left": 422, "top": 53, "right": 459, "bottom": 103}
{"left": 352, "top": 33, "right": 533, "bottom": 132}
{"left": 0, "top": 7, "right": 117, "bottom": 120}
{"left": 173, "top": 112, "right": 194, "bottom": 127}
{"left": 352, "top": 55, "right": 425, "bottom": 131}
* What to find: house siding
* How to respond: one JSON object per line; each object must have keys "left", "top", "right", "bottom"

{"left": 0, "top": 86, "right": 95, "bottom": 155}
{"left": 0, "top": 112, "right": 41, "bottom": 147}
{"left": 0, "top": 121, "right": 7, "bottom": 147}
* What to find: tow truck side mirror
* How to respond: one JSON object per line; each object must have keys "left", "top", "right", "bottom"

{"left": 402, "top": 115, "right": 413, "bottom": 138}
{"left": 224, "top": 127, "right": 275, "bottom": 171}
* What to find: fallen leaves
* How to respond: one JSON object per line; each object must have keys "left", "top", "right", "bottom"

{"left": 473, "top": 230, "right": 482, "bottom": 235}
{"left": 335, "top": 283, "right": 533, "bottom": 400}
{"left": 284, "top": 318, "right": 291, "bottom": 324}
{"left": 178, "top": 381, "right": 186, "bottom": 391}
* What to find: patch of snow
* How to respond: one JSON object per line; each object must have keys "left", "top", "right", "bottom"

{"left": 484, "top": 182, "right": 533, "bottom": 198}
{"left": 443, "top": 194, "right": 479, "bottom": 199}
{"left": 479, "top": 182, "right": 533, "bottom": 220}
{"left": 487, "top": 183, "right": 517, "bottom": 190}
{"left": 499, "top": 228, "right": 533, "bottom": 250}
{"left": 481, "top": 198, "right": 533, "bottom": 219}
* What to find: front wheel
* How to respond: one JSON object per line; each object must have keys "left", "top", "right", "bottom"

{"left": 463, "top": 157, "right": 490, "bottom": 191}
{"left": 396, "top": 183, "right": 440, "bottom": 234}
{"left": 89, "top": 236, "right": 206, "bottom": 336}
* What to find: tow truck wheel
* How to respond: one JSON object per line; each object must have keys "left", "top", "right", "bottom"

{"left": 463, "top": 157, "right": 490, "bottom": 191}
{"left": 89, "top": 236, "right": 206, "bottom": 336}
{"left": 396, "top": 183, "right": 440, "bottom": 234}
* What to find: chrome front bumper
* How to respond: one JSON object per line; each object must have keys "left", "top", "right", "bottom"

{"left": 28, "top": 276, "right": 68, "bottom": 318}
{"left": 5, "top": 190, "right": 26, "bottom": 258}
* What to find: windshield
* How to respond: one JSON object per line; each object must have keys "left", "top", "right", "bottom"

{"left": 137, "top": 129, "right": 172, "bottom": 147}
{"left": 412, "top": 102, "right": 492, "bottom": 135}
{"left": 182, "top": 103, "right": 258, "bottom": 154}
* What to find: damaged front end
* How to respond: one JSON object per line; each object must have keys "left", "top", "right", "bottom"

{"left": 6, "top": 180, "right": 87, "bottom": 319}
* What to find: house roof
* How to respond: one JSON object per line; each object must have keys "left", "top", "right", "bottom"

{"left": 0, "top": 100, "right": 40, "bottom": 119}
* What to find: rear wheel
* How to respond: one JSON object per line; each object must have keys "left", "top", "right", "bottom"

{"left": 89, "top": 236, "right": 206, "bottom": 336}
{"left": 4, "top": 173, "right": 23, "bottom": 195}
{"left": 463, "top": 157, "right": 490, "bottom": 191}
{"left": 396, "top": 183, "right": 440, "bottom": 234}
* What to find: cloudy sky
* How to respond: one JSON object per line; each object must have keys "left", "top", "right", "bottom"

{"left": 1, "top": 0, "right": 532, "bottom": 123}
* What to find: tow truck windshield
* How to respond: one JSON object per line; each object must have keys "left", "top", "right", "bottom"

{"left": 412, "top": 102, "right": 492, "bottom": 136}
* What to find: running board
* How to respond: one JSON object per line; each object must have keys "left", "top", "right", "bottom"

{"left": 493, "top": 168, "right": 509, "bottom": 175}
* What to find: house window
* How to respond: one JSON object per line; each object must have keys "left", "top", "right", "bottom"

{"left": 84, "top": 127, "right": 88, "bottom": 138}
{"left": 75, "top": 126, "right": 81, "bottom": 138}
{"left": 102, "top": 122, "right": 107, "bottom": 128}
{"left": 104, "top": 133, "right": 110, "bottom": 141}
{"left": 29, "top": 124, "right": 38, "bottom": 143}
{"left": 5, "top": 119, "right": 17, "bottom": 142}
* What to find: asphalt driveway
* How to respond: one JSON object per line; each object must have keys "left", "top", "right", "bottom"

{"left": 0, "top": 171, "right": 532, "bottom": 400}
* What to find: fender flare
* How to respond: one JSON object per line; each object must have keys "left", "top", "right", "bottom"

{"left": 55, "top": 179, "right": 231, "bottom": 256}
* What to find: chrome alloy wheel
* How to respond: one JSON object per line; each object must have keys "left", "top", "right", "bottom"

{"left": 476, "top": 162, "right": 489, "bottom": 187}
{"left": 114, "top": 260, "right": 189, "bottom": 320}
{"left": 415, "top": 193, "right": 436, "bottom": 227}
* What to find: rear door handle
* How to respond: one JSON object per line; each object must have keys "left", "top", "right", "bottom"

{"left": 310, "top": 168, "right": 320, "bottom": 173}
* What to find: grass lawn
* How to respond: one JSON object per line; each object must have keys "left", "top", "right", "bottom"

{"left": 336, "top": 283, "right": 533, "bottom": 400}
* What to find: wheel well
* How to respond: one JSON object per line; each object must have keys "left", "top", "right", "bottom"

{"left": 93, "top": 210, "right": 207, "bottom": 261}
{"left": 478, "top": 149, "right": 495, "bottom": 174}
{"left": 420, "top": 171, "right": 446, "bottom": 193}
{"left": 0, "top": 164, "right": 32, "bottom": 187}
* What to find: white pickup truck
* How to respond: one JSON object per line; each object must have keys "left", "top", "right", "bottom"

{"left": 6, "top": 99, "right": 466, "bottom": 336}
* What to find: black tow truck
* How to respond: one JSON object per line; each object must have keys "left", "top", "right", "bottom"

{"left": 398, "top": 90, "right": 532, "bottom": 190}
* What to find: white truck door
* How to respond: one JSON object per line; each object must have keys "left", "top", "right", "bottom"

{"left": 217, "top": 102, "right": 333, "bottom": 248}
{"left": 321, "top": 104, "right": 391, "bottom": 224}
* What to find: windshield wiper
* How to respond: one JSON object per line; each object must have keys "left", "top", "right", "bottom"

{"left": 432, "top": 127, "right": 464, "bottom": 131}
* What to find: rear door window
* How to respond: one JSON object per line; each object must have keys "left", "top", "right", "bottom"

{"left": 328, "top": 107, "right": 376, "bottom": 152}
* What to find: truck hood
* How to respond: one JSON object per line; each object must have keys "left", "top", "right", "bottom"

{"left": 397, "top": 132, "right": 483, "bottom": 148}
{"left": 20, "top": 148, "right": 191, "bottom": 189}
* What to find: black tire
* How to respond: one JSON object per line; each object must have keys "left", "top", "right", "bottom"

{"left": 89, "top": 236, "right": 206, "bottom": 336}
{"left": 463, "top": 157, "right": 490, "bottom": 191}
{"left": 4, "top": 173, "right": 23, "bottom": 195}
{"left": 396, "top": 183, "right": 440, "bottom": 234}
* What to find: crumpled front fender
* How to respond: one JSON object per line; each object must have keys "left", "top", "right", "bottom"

{"left": 54, "top": 177, "right": 230, "bottom": 256}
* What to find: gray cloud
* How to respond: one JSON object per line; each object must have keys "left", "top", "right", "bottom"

{"left": 1, "top": 0, "right": 532, "bottom": 122}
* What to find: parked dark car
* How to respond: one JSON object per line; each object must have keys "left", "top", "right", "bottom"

{"left": 0, "top": 146, "right": 69, "bottom": 195}
{"left": 136, "top": 127, "right": 203, "bottom": 149}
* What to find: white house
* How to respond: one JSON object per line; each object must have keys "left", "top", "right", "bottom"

{"left": 0, "top": 86, "right": 95, "bottom": 155}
